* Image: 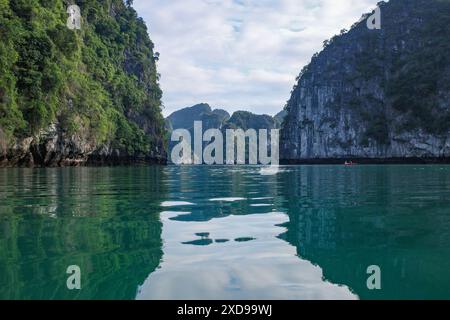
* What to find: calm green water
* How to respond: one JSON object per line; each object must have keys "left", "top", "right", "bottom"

{"left": 1, "top": 165, "right": 450, "bottom": 300}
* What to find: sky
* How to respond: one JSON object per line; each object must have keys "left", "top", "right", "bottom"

{"left": 133, "top": 0, "right": 381, "bottom": 117}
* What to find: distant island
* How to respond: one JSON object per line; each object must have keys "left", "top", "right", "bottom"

{"left": 165, "top": 103, "right": 285, "bottom": 164}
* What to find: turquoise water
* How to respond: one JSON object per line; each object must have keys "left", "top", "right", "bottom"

{"left": 1, "top": 165, "right": 450, "bottom": 300}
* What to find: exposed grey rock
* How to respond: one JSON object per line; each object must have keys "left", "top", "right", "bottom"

{"left": 281, "top": 0, "right": 450, "bottom": 162}
{"left": 0, "top": 121, "right": 165, "bottom": 167}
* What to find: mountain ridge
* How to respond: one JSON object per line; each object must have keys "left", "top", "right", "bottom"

{"left": 166, "top": 103, "right": 284, "bottom": 133}
{"left": 165, "top": 103, "right": 284, "bottom": 163}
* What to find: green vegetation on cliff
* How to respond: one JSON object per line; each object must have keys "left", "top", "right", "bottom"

{"left": 281, "top": 0, "right": 450, "bottom": 160}
{"left": 386, "top": 0, "right": 450, "bottom": 135}
{"left": 0, "top": 0, "right": 165, "bottom": 160}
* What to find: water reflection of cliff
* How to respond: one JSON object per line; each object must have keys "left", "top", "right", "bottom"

{"left": 0, "top": 167, "right": 165, "bottom": 300}
{"left": 277, "top": 166, "right": 450, "bottom": 299}
{"left": 137, "top": 166, "right": 356, "bottom": 300}
{"left": 3, "top": 165, "right": 450, "bottom": 300}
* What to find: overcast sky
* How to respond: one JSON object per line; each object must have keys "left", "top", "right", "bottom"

{"left": 133, "top": 0, "right": 380, "bottom": 117}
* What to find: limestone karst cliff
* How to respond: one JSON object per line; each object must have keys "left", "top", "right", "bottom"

{"left": 281, "top": 0, "right": 450, "bottom": 162}
{"left": 0, "top": 0, "right": 166, "bottom": 167}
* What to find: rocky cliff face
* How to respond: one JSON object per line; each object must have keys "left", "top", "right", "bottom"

{"left": 281, "top": 0, "right": 450, "bottom": 162}
{"left": 1, "top": 122, "right": 164, "bottom": 167}
{"left": 0, "top": 0, "right": 166, "bottom": 167}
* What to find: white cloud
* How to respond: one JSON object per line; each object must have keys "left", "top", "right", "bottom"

{"left": 133, "top": 0, "right": 380, "bottom": 116}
